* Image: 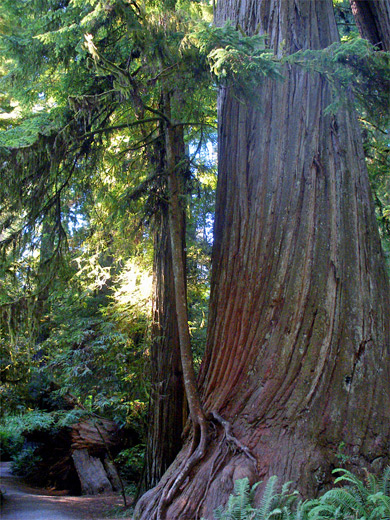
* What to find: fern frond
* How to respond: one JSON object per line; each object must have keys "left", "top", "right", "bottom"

{"left": 333, "top": 469, "right": 369, "bottom": 507}
{"left": 320, "top": 487, "right": 366, "bottom": 517}
{"left": 380, "top": 466, "right": 390, "bottom": 496}
{"left": 367, "top": 473, "right": 378, "bottom": 495}
{"left": 234, "top": 477, "right": 252, "bottom": 516}
{"left": 258, "top": 475, "right": 278, "bottom": 518}
{"left": 333, "top": 468, "right": 365, "bottom": 489}
{"left": 295, "top": 500, "right": 311, "bottom": 520}
{"left": 267, "top": 507, "right": 283, "bottom": 518}
{"left": 368, "top": 491, "right": 390, "bottom": 518}
{"left": 213, "top": 505, "right": 224, "bottom": 519}
{"left": 212, "top": 469, "right": 390, "bottom": 520}
{"left": 280, "top": 481, "right": 293, "bottom": 495}
{"left": 214, "top": 478, "right": 258, "bottom": 520}
{"left": 308, "top": 502, "right": 348, "bottom": 519}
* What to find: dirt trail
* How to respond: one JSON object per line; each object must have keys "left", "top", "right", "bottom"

{"left": 0, "top": 462, "right": 131, "bottom": 520}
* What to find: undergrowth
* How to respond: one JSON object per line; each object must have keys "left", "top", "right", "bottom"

{"left": 0, "top": 411, "right": 56, "bottom": 460}
{"left": 209, "top": 467, "right": 390, "bottom": 520}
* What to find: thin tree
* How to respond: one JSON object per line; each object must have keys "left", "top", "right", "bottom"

{"left": 141, "top": 123, "right": 186, "bottom": 493}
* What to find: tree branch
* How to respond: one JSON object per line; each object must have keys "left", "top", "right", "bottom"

{"left": 81, "top": 118, "right": 162, "bottom": 139}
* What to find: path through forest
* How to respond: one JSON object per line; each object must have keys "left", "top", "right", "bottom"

{"left": 0, "top": 462, "right": 131, "bottom": 520}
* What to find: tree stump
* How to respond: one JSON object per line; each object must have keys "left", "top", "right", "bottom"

{"left": 72, "top": 449, "right": 113, "bottom": 495}
{"left": 70, "top": 418, "right": 122, "bottom": 495}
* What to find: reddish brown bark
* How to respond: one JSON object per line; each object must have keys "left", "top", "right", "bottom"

{"left": 134, "top": 1, "right": 390, "bottom": 518}
{"left": 350, "top": 0, "right": 390, "bottom": 50}
{"left": 165, "top": 113, "right": 207, "bottom": 442}
{"left": 141, "top": 199, "right": 186, "bottom": 492}
{"left": 141, "top": 127, "right": 186, "bottom": 492}
{"left": 154, "top": 95, "right": 208, "bottom": 519}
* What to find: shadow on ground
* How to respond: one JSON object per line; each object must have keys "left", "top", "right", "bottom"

{"left": 0, "top": 462, "right": 133, "bottom": 520}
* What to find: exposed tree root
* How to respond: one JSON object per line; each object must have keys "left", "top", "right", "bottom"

{"left": 156, "top": 411, "right": 257, "bottom": 519}
{"left": 194, "top": 442, "right": 229, "bottom": 519}
{"left": 157, "top": 419, "right": 208, "bottom": 519}
{"left": 161, "top": 93, "right": 256, "bottom": 520}
{"left": 209, "top": 411, "right": 257, "bottom": 466}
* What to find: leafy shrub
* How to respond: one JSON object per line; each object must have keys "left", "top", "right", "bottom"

{"left": 0, "top": 416, "right": 25, "bottom": 460}
{"left": 0, "top": 410, "right": 57, "bottom": 461}
{"left": 11, "top": 445, "right": 42, "bottom": 478}
{"left": 0, "top": 429, "right": 23, "bottom": 460}
{"left": 115, "top": 444, "right": 145, "bottom": 482}
{"left": 15, "top": 410, "right": 56, "bottom": 433}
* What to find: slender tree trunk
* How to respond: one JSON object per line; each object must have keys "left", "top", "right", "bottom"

{"left": 141, "top": 197, "right": 186, "bottom": 492}
{"left": 140, "top": 126, "right": 186, "bottom": 493}
{"left": 135, "top": 1, "right": 390, "bottom": 518}
{"left": 154, "top": 94, "right": 208, "bottom": 519}
{"left": 135, "top": 93, "right": 208, "bottom": 520}
{"left": 349, "top": 0, "right": 390, "bottom": 50}
{"left": 164, "top": 104, "right": 207, "bottom": 439}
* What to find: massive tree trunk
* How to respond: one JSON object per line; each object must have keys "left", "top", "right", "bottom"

{"left": 349, "top": 0, "right": 390, "bottom": 50}
{"left": 141, "top": 125, "right": 186, "bottom": 492}
{"left": 134, "top": 1, "right": 390, "bottom": 518}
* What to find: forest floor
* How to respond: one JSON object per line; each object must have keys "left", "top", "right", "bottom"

{"left": 0, "top": 462, "right": 133, "bottom": 520}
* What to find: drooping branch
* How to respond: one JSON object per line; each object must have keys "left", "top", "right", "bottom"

{"left": 80, "top": 118, "right": 162, "bottom": 139}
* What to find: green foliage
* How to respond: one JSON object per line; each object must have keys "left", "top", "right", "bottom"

{"left": 0, "top": 410, "right": 55, "bottom": 460}
{"left": 0, "top": 110, "right": 64, "bottom": 148}
{"left": 0, "top": 0, "right": 217, "bottom": 444}
{"left": 0, "top": 420, "right": 24, "bottom": 459}
{"left": 285, "top": 37, "right": 390, "bottom": 120}
{"left": 11, "top": 445, "right": 43, "bottom": 478}
{"left": 11, "top": 409, "right": 56, "bottom": 432}
{"left": 335, "top": 442, "right": 351, "bottom": 465}
{"left": 212, "top": 476, "right": 300, "bottom": 520}
{"left": 187, "top": 161, "right": 216, "bottom": 365}
{"left": 306, "top": 468, "right": 390, "bottom": 520}
{"left": 211, "top": 469, "right": 390, "bottom": 520}
{"left": 56, "top": 409, "right": 88, "bottom": 428}
{"left": 115, "top": 444, "right": 145, "bottom": 481}
{"left": 363, "top": 125, "right": 390, "bottom": 272}
{"left": 212, "top": 477, "right": 259, "bottom": 520}
{"left": 194, "top": 22, "right": 283, "bottom": 99}
{"left": 38, "top": 251, "right": 152, "bottom": 427}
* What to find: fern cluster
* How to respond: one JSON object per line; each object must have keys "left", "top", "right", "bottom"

{"left": 306, "top": 468, "right": 390, "bottom": 520}
{"left": 210, "top": 468, "right": 390, "bottom": 520}
{"left": 210, "top": 476, "right": 300, "bottom": 520}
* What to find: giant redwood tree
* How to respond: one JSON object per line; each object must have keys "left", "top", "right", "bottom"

{"left": 134, "top": 0, "right": 390, "bottom": 518}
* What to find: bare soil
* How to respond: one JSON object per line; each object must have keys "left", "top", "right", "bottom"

{"left": 0, "top": 462, "right": 133, "bottom": 520}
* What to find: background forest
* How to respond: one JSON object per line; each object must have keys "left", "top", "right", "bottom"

{"left": 0, "top": 0, "right": 389, "bottom": 518}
